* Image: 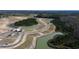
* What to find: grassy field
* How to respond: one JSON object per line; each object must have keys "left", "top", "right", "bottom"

{"left": 22, "top": 25, "right": 38, "bottom": 31}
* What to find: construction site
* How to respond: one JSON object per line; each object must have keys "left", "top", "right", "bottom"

{"left": 0, "top": 15, "right": 56, "bottom": 49}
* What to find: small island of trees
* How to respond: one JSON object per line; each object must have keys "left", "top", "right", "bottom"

{"left": 13, "top": 18, "right": 38, "bottom": 26}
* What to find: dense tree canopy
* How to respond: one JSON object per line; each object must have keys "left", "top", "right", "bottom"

{"left": 14, "top": 18, "right": 38, "bottom": 26}
{"left": 48, "top": 16, "right": 79, "bottom": 49}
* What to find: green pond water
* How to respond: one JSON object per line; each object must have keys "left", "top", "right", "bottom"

{"left": 36, "top": 32, "right": 54, "bottom": 49}
{"left": 35, "top": 32, "right": 63, "bottom": 49}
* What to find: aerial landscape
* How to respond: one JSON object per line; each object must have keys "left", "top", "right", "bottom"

{"left": 0, "top": 10, "right": 79, "bottom": 49}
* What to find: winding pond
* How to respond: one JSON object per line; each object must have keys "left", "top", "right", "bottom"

{"left": 35, "top": 32, "right": 63, "bottom": 49}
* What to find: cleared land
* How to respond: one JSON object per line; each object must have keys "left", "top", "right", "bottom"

{"left": 0, "top": 15, "right": 56, "bottom": 49}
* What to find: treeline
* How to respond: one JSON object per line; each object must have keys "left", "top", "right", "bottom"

{"left": 0, "top": 14, "right": 30, "bottom": 18}
{"left": 36, "top": 14, "right": 68, "bottom": 18}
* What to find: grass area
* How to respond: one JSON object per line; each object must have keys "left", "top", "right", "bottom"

{"left": 22, "top": 25, "right": 38, "bottom": 31}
